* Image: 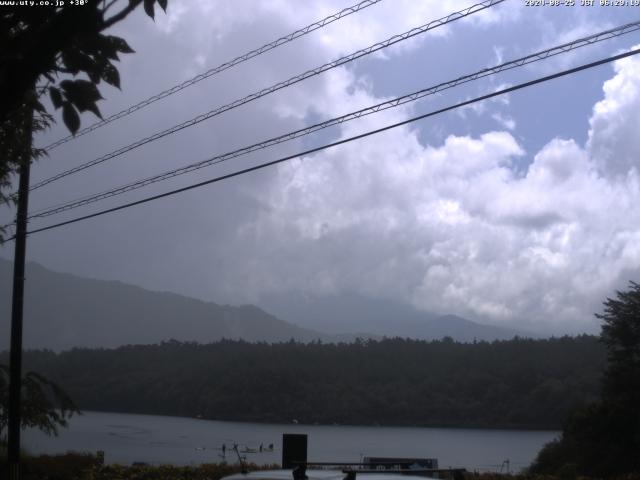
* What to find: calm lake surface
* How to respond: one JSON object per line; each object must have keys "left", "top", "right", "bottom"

{"left": 23, "top": 411, "right": 558, "bottom": 472}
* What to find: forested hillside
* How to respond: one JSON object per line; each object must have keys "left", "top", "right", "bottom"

{"left": 8, "top": 336, "right": 604, "bottom": 429}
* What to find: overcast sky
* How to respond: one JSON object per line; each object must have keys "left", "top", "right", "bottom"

{"left": 2, "top": 0, "right": 640, "bottom": 335}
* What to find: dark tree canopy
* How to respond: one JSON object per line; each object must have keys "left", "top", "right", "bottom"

{"left": 597, "top": 281, "right": 640, "bottom": 409}
{"left": 4, "top": 335, "right": 605, "bottom": 430}
{"left": 0, "top": 0, "right": 168, "bottom": 239}
{"left": 0, "top": 364, "right": 78, "bottom": 438}
{"left": 531, "top": 282, "right": 640, "bottom": 476}
{"left": 0, "top": 0, "right": 167, "bottom": 128}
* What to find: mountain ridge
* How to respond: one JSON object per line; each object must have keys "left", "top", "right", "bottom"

{"left": 0, "top": 258, "right": 330, "bottom": 351}
{"left": 1, "top": 258, "right": 531, "bottom": 351}
{"left": 258, "top": 291, "right": 531, "bottom": 342}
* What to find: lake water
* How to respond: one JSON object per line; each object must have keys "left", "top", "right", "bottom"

{"left": 23, "top": 411, "right": 559, "bottom": 472}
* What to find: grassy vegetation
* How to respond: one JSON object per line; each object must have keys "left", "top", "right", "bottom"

{"left": 76, "top": 462, "right": 272, "bottom": 480}
{"left": 0, "top": 449, "right": 274, "bottom": 480}
{"left": 3, "top": 449, "right": 640, "bottom": 480}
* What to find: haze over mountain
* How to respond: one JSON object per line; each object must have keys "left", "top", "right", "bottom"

{"left": 259, "top": 292, "right": 531, "bottom": 342}
{"left": 0, "top": 259, "right": 328, "bottom": 351}
{"left": 2, "top": 259, "right": 530, "bottom": 351}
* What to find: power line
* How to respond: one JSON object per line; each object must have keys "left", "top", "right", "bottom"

{"left": 26, "top": 19, "right": 640, "bottom": 220}
{"left": 30, "top": 0, "right": 505, "bottom": 191}
{"left": 19, "top": 48, "right": 640, "bottom": 238}
{"left": 42, "top": 0, "right": 386, "bottom": 151}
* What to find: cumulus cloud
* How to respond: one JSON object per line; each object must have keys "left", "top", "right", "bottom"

{"left": 588, "top": 47, "right": 640, "bottom": 179}
{"left": 9, "top": 0, "right": 640, "bottom": 339}
{"left": 225, "top": 46, "right": 640, "bottom": 335}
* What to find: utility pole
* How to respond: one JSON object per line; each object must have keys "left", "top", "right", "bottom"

{"left": 7, "top": 105, "right": 33, "bottom": 480}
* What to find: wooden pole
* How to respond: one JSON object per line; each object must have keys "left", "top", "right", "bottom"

{"left": 7, "top": 105, "right": 33, "bottom": 480}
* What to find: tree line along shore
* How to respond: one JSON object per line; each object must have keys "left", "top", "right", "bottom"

{"left": 2, "top": 335, "right": 604, "bottom": 430}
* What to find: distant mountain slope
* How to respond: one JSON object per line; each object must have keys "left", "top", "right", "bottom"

{"left": 258, "top": 292, "right": 531, "bottom": 342}
{"left": 0, "top": 259, "right": 531, "bottom": 352}
{"left": 0, "top": 259, "right": 328, "bottom": 351}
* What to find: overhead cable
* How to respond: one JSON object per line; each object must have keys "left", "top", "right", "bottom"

{"left": 19, "top": 47, "right": 640, "bottom": 238}
{"left": 42, "top": 0, "right": 386, "bottom": 151}
{"left": 30, "top": 0, "right": 505, "bottom": 191}
{"left": 27, "top": 19, "right": 640, "bottom": 220}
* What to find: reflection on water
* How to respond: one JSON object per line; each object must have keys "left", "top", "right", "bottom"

{"left": 23, "top": 411, "right": 559, "bottom": 472}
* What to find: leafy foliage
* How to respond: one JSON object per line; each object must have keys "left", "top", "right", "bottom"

{"left": 5, "top": 335, "right": 605, "bottom": 430}
{"left": 531, "top": 282, "right": 640, "bottom": 476}
{"left": 0, "top": 450, "right": 262, "bottom": 480}
{"left": 0, "top": 100, "right": 51, "bottom": 237}
{"left": 3, "top": 451, "right": 101, "bottom": 480}
{"left": 0, "top": 0, "right": 168, "bottom": 240}
{"left": 0, "top": 0, "right": 167, "bottom": 131}
{"left": 0, "top": 364, "right": 78, "bottom": 439}
{"left": 597, "top": 281, "right": 640, "bottom": 410}
{"left": 87, "top": 462, "right": 274, "bottom": 480}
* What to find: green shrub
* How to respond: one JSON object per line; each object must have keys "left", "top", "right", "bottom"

{"left": 2, "top": 451, "right": 275, "bottom": 480}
